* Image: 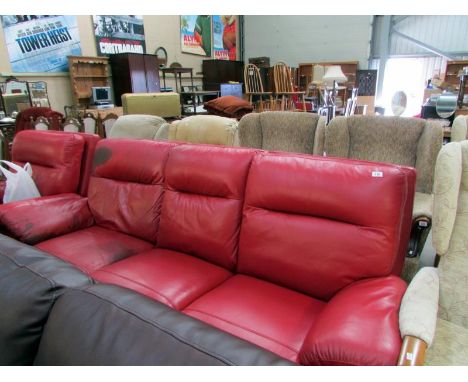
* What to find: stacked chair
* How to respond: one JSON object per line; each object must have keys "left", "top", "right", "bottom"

{"left": 244, "top": 62, "right": 306, "bottom": 112}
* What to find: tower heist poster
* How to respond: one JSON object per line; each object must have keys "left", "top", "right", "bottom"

{"left": 1, "top": 15, "right": 82, "bottom": 72}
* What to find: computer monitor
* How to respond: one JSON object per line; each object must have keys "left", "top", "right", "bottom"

{"left": 220, "top": 83, "right": 243, "bottom": 99}
{"left": 91, "top": 86, "right": 112, "bottom": 105}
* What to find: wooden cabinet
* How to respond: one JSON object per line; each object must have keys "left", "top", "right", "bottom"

{"left": 443, "top": 60, "right": 468, "bottom": 111}
{"left": 298, "top": 61, "right": 359, "bottom": 91}
{"left": 443, "top": 60, "right": 468, "bottom": 91}
{"left": 109, "top": 53, "right": 161, "bottom": 106}
{"left": 202, "top": 60, "right": 244, "bottom": 92}
{"left": 67, "top": 56, "right": 111, "bottom": 107}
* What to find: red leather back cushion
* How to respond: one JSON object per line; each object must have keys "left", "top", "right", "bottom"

{"left": 238, "top": 153, "right": 416, "bottom": 301}
{"left": 158, "top": 145, "right": 256, "bottom": 270}
{"left": 76, "top": 133, "right": 100, "bottom": 196}
{"left": 88, "top": 140, "right": 175, "bottom": 242}
{"left": 12, "top": 130, "right": 85, "bottom": 196}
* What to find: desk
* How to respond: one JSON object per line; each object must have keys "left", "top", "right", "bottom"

{"left": 84, "top": 107, "right": 123, "bottom": 119}
{"left": 161, "top": 68, "right": 194, "bottom": 94}
{"left": 181, "top": 91, "right": 219, "bottom": 115}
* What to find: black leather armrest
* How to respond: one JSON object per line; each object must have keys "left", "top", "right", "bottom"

{"left": 0, "top": 234, "right": 92, "bottom": 365}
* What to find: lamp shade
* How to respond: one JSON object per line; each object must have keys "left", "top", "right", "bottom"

{"left": 322, "top": 66, "right": 348, "bottom": 84}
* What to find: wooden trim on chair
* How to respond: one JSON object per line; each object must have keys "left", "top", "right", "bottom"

{"left": 398, "top": 336, "right": 427, "bottom": 366}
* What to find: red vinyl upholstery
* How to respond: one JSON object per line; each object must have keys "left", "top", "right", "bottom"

{"left": 12, "top": 130, "right": 86, "bottom": 196}
{"left": 184, "top": 275, "right": 326, "bottom": 362}
{"left": 237, "top": 152, "right": 415, "bottom": 300}
{"left": 157, "top": 145, "right": 256, "bottom": 270}
{"left": 299, "top": 275, "right": 407, "bottom": 366}
{"left": 0, "top": 139, "right": 417, "bottom": 365}
{"left": 36, "top": 226, "right": 153, "bottom": 275}
{"left": 92, "top": 248, "right": 232, "bottom": 310}
{"left": 0, "top": 193, "right": 93, "bottom": 245}
{"left": 88, "top": 139, "right": 176, "bottom": 242}
{"left": 1, "top": 130, "right": 100, "bottom": 201}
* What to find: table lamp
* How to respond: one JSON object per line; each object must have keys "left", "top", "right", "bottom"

{"left": 322, "top": 66, "right": 348, "bottom": 123}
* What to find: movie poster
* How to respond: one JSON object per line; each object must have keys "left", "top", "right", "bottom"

{"left": 1, "top": 15, "right": 81, "bottom": 72}
{"left": 212, "top": 16, "right": 237, "bottom": 61}
{"left": 180, "top": 15, "right": 211, "bottom": 56}
{"left": 93, "top": 15, "right": 146, "bottom": 55}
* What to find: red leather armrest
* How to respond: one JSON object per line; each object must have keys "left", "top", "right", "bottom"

{"left": 299, "top": 275, "right": 407, "bottom": 366}
{"left": 0, "top": 193, "right": 94, "bottom": 245}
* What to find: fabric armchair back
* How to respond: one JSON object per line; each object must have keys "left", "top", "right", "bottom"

{"left": 425, "top": 140, "right": 468, "bottom": 365}
{"left": 451, "top": 115, "right": 468, "bottom": 142}
{"left": 107, "top": 115, "right": 169, "bottom": 140}
{"left": 325, "top": 116, "right": 443, "bottom": 194}
{"left": 238, "top": 111, "right": 326, "bottom": 155}
{"left": 168, "top": 115, "right": 239, "bottom": 146}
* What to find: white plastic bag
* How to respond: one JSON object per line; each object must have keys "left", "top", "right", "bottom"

{"left": 0, "top": 160, "right": 41, "bottom": 203}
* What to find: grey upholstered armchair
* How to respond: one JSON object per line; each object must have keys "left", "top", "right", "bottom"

{"left": 324, "top": 115, "right": 444, "bottom": 271}
{"left": 238, "top": 111, "right": 327, "bottom": 155}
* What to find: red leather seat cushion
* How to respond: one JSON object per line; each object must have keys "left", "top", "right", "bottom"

{"left": 12, "top": 130, "right": 86, "bottom": 196}
{"left": 92, "top": 248, "right": 232, "bottom": 310}
{"left": 36, "top": 226, "right": 153, "bottom": 274}
{"left": 158, "top": 145, "right": 256, "bottom": 270}
{"left": 238, "top": 152, "right": 416, "bottom": 300}
{"left": 183, "top": 275, "right": 325, "bottom": 362}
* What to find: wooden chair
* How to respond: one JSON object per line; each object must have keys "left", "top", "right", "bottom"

{"left": 0, "top": 130, "right": 10, "bottom": 161}
{"left": 62, "top": 117, "right": 83, "bottom": 133}
{"left": 273, "top": 62, "right": 306, "bottom": 112}
{"left": 83, "top": 112, "right": 99, "bottom": 135}
{"left": 32, "top": 116, "right": 50, "bottom": 131}
{"left": 102, "top": 113, "right": 118, "bottom": 138}
{"left": 244, "top": 63, "right": 273, "bottom": 112}
{"left": 64, "top": 105, "right": 86, "bottom": 119}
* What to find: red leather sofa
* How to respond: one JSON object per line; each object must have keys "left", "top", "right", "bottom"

{"left": 0, "top": 130, "right": 99, "bottom": 203}
{"left": 0, "top": 138, "right": 416, "bottom": 366}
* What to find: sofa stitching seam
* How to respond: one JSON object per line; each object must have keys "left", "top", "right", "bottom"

{"left": 93, "top": 269, "right": 176, "bottom": 308}
{"left": 183, "top": 307, "right": 300, "bottom": 354}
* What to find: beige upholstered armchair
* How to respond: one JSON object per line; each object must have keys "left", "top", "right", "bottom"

{"left": 423, "top": 140, "right": 468, "bottom": 365}
{"left": 107, "top": 114, "right": 169, "bottom": 140}
{"left": 450, "top": 115, "right": 468, "bottom": 142}
{"left": 238, "top": 111, "right": 327, "bottom": 155}
{"left": 168, "top": 115, "right": 239, "bottom": 146}
{"left": 324, "top": 115, "right": 443, "bottom": 268}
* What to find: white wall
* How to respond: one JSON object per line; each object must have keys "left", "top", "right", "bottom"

{"left": 244, "top": 16, "right": 373, "bottom": 69}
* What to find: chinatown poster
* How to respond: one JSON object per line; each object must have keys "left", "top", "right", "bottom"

{"left": 93, "top": 15, "right": 146, "bottom": 55}
{"left": 0, "top": 15, "right": 81, "bottom": 72}
{"left": 180, "top": 15, "right": 211, "bottom": 56}
{"left": 212, "top": 16, "right": 237, "bottom": 61}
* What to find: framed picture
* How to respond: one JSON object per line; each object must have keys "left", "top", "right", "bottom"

{"left": 1, "top": 15, "right": 82, "bottom": 72}
{"left": 180, "top": 15, "right": 211, "bottom": 56}
{"left": 213, "top": 16, "right": 237, "bottom": 61}
{"left": 92, "top": 15, "right": 146, "bottom": 56}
